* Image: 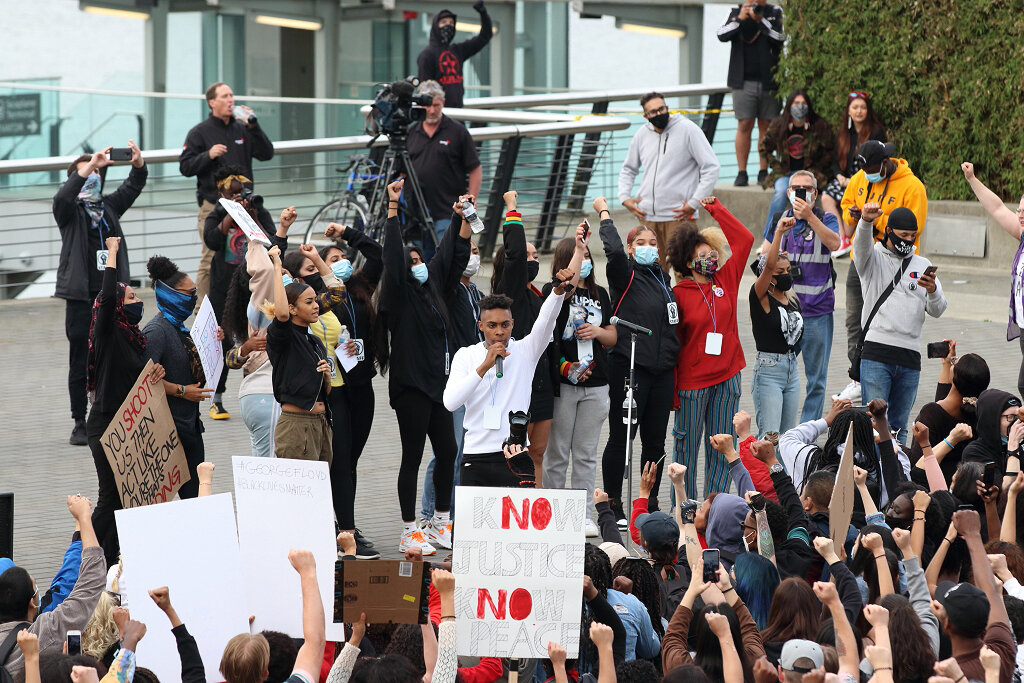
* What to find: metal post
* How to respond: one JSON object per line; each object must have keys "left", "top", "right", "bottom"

{"left": 0, "top": 492, "right": 12, "bottom": 559}
{"left": 701, "top": 92, "right": 726, "bottom": 145}
{"left": 623, "top": 332, "right": 638, "bottom": 554}
{"left": 567, "top": 100, "right": 609, "bottom": 212}
{"left": 536, "top": 134, "right": 573, "bottom": 252}
{"left": 480, "top": 135, "right": 522, "bottom": 258}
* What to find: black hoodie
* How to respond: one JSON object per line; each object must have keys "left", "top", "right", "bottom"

{"left": 962, "top": 388, "right": 1021, "bottom": 478}
{"left": 416, "top": 6, "right": 493, "bottom": 108}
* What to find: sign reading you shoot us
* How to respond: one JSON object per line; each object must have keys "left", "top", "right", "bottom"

{"left": 452, "top": 486, "right": 585, "bottom": 659}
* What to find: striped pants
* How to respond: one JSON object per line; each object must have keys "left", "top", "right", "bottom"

{"left": 673, "top": 372, "right": 742, "bottom": 498}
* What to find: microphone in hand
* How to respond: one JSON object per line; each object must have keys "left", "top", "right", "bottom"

{"left": 495, "top": 355, "right": 503, "bottom": 378}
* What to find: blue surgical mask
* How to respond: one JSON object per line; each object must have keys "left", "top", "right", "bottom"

{"left": 1003, "top": 435, "right": 1010, "bottom": 446}
{"left": 282, "top": 273, "right": 293, "bottom": 287}
{"left": 865, "top": 171, "right": 884, "bottom": 183}
{"left": 246, "top": 301, "right": 271, "bottom": 330}
{"left": 412, "top": 263, "right": 429, "bottom": 284}
{"left": 331, "top": 259, "right": 353, "bottom": 282}
{"left": 634, "top": 245, "right": 658, "bottom": 266}
{"left": 579, "top": 259, "right": 593, "bottom": 280}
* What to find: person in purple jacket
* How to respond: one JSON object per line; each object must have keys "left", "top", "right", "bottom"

{"left": 762, "top": 170, "right": 841, "bottom": 423}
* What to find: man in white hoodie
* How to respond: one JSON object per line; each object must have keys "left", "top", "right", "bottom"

{"left": 618, "top": 92, "right": 721, "bottom": 271}
{"left": 854, "top": 203, "right": 946, "bottom": 444}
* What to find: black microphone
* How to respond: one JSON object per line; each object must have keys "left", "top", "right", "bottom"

{"left": 609, "top": 316, "right": 653, "bottom": 336}
{"left": 495, "top": 355, "right": 503, "bottom": 378}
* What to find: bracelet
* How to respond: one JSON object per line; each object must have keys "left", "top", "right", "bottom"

{"left": 873, "top": 667, "right": 892, "bottom": 671}
{"left": 441, "top": 615, "right": 456, "bottom": 622}
{"left": 942, "top": 537, "right": 952, "bottom": 544}
{"left": 874, "top": 554, "right": 885, "bottom": 560}
{"left": 943, "top": 438, "right": 954, "bottom": 450}
{"left": 723, "top": 586, "right": 735, "bottom": 593}
{"left": 913, "top": 515, "right": 925, "bottom": 521}
{"left": 599, "top": 209, "right": 610, "bottom": 215}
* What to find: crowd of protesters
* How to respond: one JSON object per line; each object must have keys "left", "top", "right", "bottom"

{"left": 20, "top": 1, "right": 1024, "bottom": 681}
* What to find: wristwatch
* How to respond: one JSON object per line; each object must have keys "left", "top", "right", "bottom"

{"left": 178, "top": 384, "right": 185, "bottom": 398}
{"left": 769, "top": 463, "right": 785, "bottom": 475}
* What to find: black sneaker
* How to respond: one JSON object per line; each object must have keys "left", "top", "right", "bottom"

{"left": 734, "top": 170, "right": 749, "bottom": 187}
{"left": 69, "top": 419, "right": 87, "bottom": 446}
{"left": 353, "top": 528, "right": 376, "bottom": 550}
{"left": 757, "top": 169, "right": 768, "bottom": 186}
{"left": 610, "top": 498, "right": 628, "bottom": 529}
{"left": 355, "top": 537, "right": 381, "bottom": 560}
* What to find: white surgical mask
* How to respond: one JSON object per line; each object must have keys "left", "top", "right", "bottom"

{"left": 463, "top": 253, "right": 480, "bottom": 277}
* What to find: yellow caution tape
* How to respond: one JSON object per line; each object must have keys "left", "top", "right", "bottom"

{"left": 573, "top": 108, "right": 732, "bottom": 121}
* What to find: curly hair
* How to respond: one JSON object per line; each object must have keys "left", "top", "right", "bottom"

{"left": 384, "top": 624, "right": 436, "bottom": 677}
{"left": 878, "top": 593, "right": 936, "bottom": 681}
{"left": 146, "top": 255, "right": 187, "bottom": 288}
{"left": 222, "top": 260, "right": 254, "bottom": 345}
{"left": 612, "top": 557, "right": 664, "bottom": 637}
{"left": 986, "top": 540, "right": 1024, "bottom": 583}
{"left": 615, "top": 659, "right": 659, "bottom": 682}
{"left": 667, "top": 225, "right": 711, "bottom": 277}
{"left": 82, "top": 590, "right": 120, "bottom": 660}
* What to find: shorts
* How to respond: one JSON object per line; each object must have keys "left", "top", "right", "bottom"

{"left": 274, "top": 410, "right": 332, "bottom": 463}
{"left": 732, "top": 80, "right": 780, "bottom": 121}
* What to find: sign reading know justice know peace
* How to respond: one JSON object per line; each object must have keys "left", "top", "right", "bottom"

{"left": 100, "top": 359, "right": 190, "bottom": 507}
{"left": 453, "top": 486, "right": 586, "bottom": 659}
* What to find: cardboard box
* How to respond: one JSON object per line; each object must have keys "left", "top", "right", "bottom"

{"left": 334, "top": 560, "right": 431, "bottom": 624}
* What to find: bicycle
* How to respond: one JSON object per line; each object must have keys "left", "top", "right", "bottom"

{"left": 302, "top": 154, "right": 381, "bottom": 251}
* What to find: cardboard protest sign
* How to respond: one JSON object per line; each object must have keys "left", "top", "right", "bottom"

{"left": 829, "top": 423, "right": 856, "bottom": 552}
{"left": 218, "top": 197, "right": 272, "bottom": 246}
{"left": 334, "top": 560, "right": 431, "bottom": 624}
{"left": 115, "top": 493, "right": 249, "bottom": 683}
{"left": 233, "top": 457, "right": 346, "bottom": 641}
{"left": 100, "top": 359, "right": 190, "bottom": 507}
{"left": 453, "top": 486, "right": 586, "bottom": 659}
{"left": 191, "top": 296, "right": 224, "bottom": 390}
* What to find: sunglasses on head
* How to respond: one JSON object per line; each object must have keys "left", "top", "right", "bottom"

{"left": 849, "top": 92, "right": 870, "bottom": 99}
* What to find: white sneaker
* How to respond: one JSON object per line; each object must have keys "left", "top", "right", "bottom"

{"left": 424, "top": 518, "right": 453, "bottom": 549}
{"left": 585, "top": 519, "right": 600, "bottom": 538}
{"left": 832, "top": 380, "right": 861, "bottom": 403}
{"left": 400, "top": 529, "right": 437, "bottom": 556}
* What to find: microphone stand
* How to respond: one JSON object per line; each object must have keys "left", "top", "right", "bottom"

{"left": 623, "top": 330, "right": 638, "bottom": 554}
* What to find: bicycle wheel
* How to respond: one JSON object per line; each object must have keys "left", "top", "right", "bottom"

{"left": 303, "top": 197, "right": 369, "bottom": 251}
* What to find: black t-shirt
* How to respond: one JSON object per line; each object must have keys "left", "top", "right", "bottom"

{"left": 787, "top": 123, "right": 808, "bottom": 171}
{"left": 740, "top": 20, "right": 763, "bottom": 81}
{"left": 547, "top": 284, "right": 612, "bottom": 387}
{"left": 87, "top": 220, "right": 105, "bottom": 295}
{"left": 749, "top": 286, "right": 803, "bottom": 354}
{"left": 862, "top": 340, "right": 921, "bottom": 371}
{"left": 406, "top": 115, "right": 481, "bottom": 219}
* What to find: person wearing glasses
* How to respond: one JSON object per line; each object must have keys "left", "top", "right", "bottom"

{"left": 760, "top": 170, "right": 840, "bottom": 424}
{"left": 618, "top": 91, "right": 720, "bottom": 272}
{"left": 821, "top": 92, "right": 888, "bottom": 248}
{"left": 144, "top": 255, "right": 214, "bottom": 499}
{"left": 961, "top": 161, "right": 1024, "bottom": 400}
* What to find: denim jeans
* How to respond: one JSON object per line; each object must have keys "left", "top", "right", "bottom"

{"left": 240, "top": 393, "right": 281, "bottom": 458}
{"left": 420, "top": 216, "right": 452, "bottom": 264}
{"left": 800, "top": 314, "right": 833, "bottom": 422}
{"left": 421, "top": 404, "right": 465, "bottom": 519}
{"left": 751, "top": 351, "right": 801, "bottom": 437}
{"left": 859, "top": 358, "right": 920, "bottom": 445}
{"left": 762, "top": 173, "right": 793, "bottom": 239}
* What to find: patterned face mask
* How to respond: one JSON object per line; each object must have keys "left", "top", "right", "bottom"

{"left": 690, "top": 250, "right": 719, "bottom": 276}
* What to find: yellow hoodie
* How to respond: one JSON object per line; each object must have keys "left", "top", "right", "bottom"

{"left": 840, "top": 157, "right": 928, "bottom": 250}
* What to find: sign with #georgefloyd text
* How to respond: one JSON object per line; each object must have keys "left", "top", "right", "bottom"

{"left": 453, "top": 486, "right": 586, "bottom": 659}
{"left": 101, "top": 360, "right": 190, "bottom": 507}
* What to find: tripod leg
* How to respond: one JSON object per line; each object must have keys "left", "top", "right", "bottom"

{"left": 400, "top": 150, "right": 438, "bottom": 247}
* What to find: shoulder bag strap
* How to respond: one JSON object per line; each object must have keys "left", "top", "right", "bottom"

{"left": 860, "top": 257, "right": 912, "bottom": 343}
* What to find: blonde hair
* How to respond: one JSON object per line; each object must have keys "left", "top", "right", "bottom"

{"left": 83, "top": 576, "right": 120, "bottom": 659}
{"left": 220, "top": 633, "right": 270, "bottom": 683}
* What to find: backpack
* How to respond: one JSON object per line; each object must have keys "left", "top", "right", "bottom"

{"left": 0, "top": 622, "right": 30, "bottom": 683}
{"left": 655, "top": 563, "right": 691, "bottom": 621}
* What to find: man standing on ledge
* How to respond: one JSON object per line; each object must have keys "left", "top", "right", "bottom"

{"left": 417, "top": 2, "right": 493, "bottom": 109}
{"left": 179, "top": 82, "right": 273, "bottom": 330}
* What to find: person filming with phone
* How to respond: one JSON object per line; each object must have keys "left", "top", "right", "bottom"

{"left": 443, "top": 232, "right": 583, "bottom": 489}
{"left": 853, "top": 202, "right": 946, "bottom": 444}
{"left": 54, "top": 141, "right": 147, "bottom": 448}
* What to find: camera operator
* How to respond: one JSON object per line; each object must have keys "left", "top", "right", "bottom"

{"left": 54, "top": 141, "right": 147, "bottom": 446}
{"left": 444, "top": 232, "right": 584, "bottom": 487}
{"left": 407, "top": 80, "right": 481, "bottom": 263}
{"left": 202, "top": 166, "right": 294, "bottom": 419}
{"left": 179, "top": 82, "right": 274, "bottom": 311}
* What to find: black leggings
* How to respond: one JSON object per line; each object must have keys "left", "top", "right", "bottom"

{"left": 175, "top": 420, "right": 206, "bottom": 500}
{"left": 392, "top": 388, "right": 456, "bottom": 521}
{"left": 329, "top": 381, "right": 375, "bottom": 529}
{"left": 87, "top": 410, "right": 120, "bottom": 567}
{"left": 601, "top": 355, "right": 675, "bottom": 509}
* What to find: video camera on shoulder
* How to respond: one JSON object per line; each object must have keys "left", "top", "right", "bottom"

{"left": 503, "top": 410, "right": 530, "bottom": 449}
{"left": 368, "top": 77, "right": 434, "bottom": 137}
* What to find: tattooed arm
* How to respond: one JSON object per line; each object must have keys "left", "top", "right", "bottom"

{"left": 749, "top": 494, "right": 777, "bottom": 566}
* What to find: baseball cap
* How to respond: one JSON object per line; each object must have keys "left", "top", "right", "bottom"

{"left": 780, "top": 639, "right": 824, "bottom": 673}
{"left": 887, "top": 207, "right": 919, "bottom": 232}
{"left": 635, "top": 511, "right": 679, "bottom": 551}
{"left": 599, "top": 542, "right": 629, "bottom": 568}
{"left": 936, "top": 581, "right": 989, "bottom": 637}
{"left": 856, "top": 140, "right": 896, "bottom": 168}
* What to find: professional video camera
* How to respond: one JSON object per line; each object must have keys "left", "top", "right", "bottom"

{"left": 367, "top": 77, "right": 434, "bottom": 138}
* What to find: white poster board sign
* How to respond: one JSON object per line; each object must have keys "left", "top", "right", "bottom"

{"left": 190, "top": 296, "right": 224, "bottom": 390}
{"left": 218, "top": 197, "right": 272, "bottom": 246}
{"left": 115, "top": 494, "right": 249, "bottom": 683}
{"left": 452, "top": 486, "right": 585, "bottom": 659}
{"left": 233, "top": 456, "right": 346, "bottom": 641}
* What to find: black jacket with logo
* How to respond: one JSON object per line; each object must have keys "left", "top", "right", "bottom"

{"left": 179, "top": 115, "right": 274, "bottom": 205}
{"left": 416, "top": 7, "right": 493, "bottom": 108}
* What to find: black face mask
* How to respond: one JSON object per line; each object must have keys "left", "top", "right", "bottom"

{"left": 649, "top": 112, "right": 670, "bottom": 130}
{"left": 438, "top": 24, "right": 455, "bottom": 44}
{"left": 884, "top": 515, "right": 913, "bottom": 531}
{"left": 773, "top": 273, "right": 793, "bottom": 291}
{"left": 886, "top": 230, "right": 916, "bottom": 258}
{"left": 123, "top": 301, "right": 144, "bottom": 325}
{"left": 526, "top": 260, "right": 540, "bottom": 283}
{"left": 302, "top": 273, "right": 325, "bottom": 294}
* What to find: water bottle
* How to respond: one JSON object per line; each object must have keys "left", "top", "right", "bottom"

{"left": 570, "top": 305, "right": 588, "bottom": 337}
{"left": 338, "top": 325, "right": 350, "bottom": 351}
{"left": 231, "top": 105, "right": 256, "bottom": 125}
{"left": 622, "top": 380, "right": 637, "bottom": 425}
{"left": 568, "top": 354, "right": 593, "bottom": 384}
{"left": 463, "top": 200, "right": 486, "bottom": 234}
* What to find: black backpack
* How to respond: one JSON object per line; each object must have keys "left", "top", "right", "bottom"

{"left": 655, "top": 562, "right": 692, "bottom": 621}
{"left": 0, "top": 622, "right": 30, "bottom": 683}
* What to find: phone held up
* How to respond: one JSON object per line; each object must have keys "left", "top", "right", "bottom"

{"left": 702, "top": 548, "right": 720, "bottom": 583}
{"left": 108, "top": 148, "right": 133, "bottom": 162}
{"left": 926, "top": 341, "right": 950, "bottom": 359}
{"left": 983, "top": 461, "right": 996, "bottom": 487}
{"left": 66, "top": 630, "right": 82, "bottom": 656}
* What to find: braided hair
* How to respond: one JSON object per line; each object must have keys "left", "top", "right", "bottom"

{"left": 802, "top": 409, "right": 879, "bottom": 493}
{"left": 612, "top": 557, "right": 665, "bottom": 637}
